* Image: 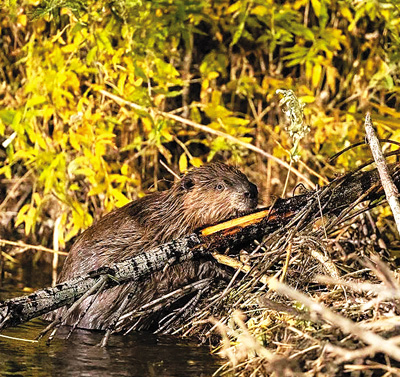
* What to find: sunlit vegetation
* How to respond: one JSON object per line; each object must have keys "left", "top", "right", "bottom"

{"left": 0, "top": 0, "right": 398, "bottom": 247}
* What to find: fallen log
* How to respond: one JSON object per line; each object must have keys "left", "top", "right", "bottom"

{"left": 1, "top": 164, "right": 399, "bottom": 331}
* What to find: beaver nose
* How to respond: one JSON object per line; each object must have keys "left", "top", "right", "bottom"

{"left": 244, "top": 183, "right": 258, "bottom": 200}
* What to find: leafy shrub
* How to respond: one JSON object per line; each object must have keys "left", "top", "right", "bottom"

{"left": 0, "top": 0, "right": 399, "bottom": 249}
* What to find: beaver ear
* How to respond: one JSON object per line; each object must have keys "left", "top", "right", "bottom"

{"left": 181, "top": 176, "right": 195, "bottom": 191}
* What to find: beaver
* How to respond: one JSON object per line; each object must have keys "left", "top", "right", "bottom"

{"left": 46, "top": 163, "right": 258, "bottom": 332}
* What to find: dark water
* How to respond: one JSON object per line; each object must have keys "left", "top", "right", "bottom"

{"left": 0, "top": 321, "right": 222, "bottom": 377}
{"left": 0, "top": 266, "right": 223, "bottom": 377}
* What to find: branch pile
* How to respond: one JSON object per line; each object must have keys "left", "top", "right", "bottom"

{"left": 1, "top": 163, "right": 400, "bottom": 374}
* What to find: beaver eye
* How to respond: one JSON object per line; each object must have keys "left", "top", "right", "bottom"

{"left": 216, "top": 183, "right": 224, "bottom": 191}
{"left": 182, "top": 177, "right": 195, "bottom": 190}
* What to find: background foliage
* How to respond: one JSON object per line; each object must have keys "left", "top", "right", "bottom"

{"left": 1, "top": 0, "right": 400, "bottom": 252}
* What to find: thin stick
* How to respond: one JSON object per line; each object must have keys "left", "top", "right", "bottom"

{"left": 1, "top": 251, "right": 18, "bottom": 263}
{"left": 0, "top": 334, "right": 38, "bottom": 343}
{"left": 52, "top": 216, "right": 62, "bottom": 286}
{"left": 212, "top": 253, "right": 270, "bottom": 285}
{"left": 282, "top": 158, "right": 293, "bottom": 197}
{"left": 364, "top": 112, "right": 400, "bottom": 234}
{"left": 279, "top": 242, "right": 292, "bottom": 282}
{"left": 0, "top": 170, "right": 32, "bottom": 212}
{"left": 327, "top": 335, "right": 400, "bottom": 363}
{"left": 0, "top": 239, "right": 68, "bottom": 256}
{"left": 159, "top": 160, "right": 180, "bottom": 180}
{"left": 100, "top": 291, "right": 134, "bottom": 347}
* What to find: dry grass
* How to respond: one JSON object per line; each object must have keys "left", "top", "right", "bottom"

{"left": 172, "top": 201, "right": 400, "bottom": 376}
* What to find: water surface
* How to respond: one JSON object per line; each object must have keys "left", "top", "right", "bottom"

{"left": 0, "top": 265, "right": 223, "bottom": 377}
{"left": 0, "top": 320, "right": 221, "bottom": 377}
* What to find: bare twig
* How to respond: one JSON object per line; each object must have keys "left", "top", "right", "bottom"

{"left": 316, "top": 275, "right": 400, "bottom": 299}
{"left": 212, "top": 253, "right": 270, "bottom": 285}
{"left": 327, "top": 336, "right": 400, "bottom": 363}
{"left": 365, "top": 112, "right": 400, "bottom": 234}
{"left": 159, "top": 160, "right": 180, "bottom": 180}
{"left": 0, "top": 239, "right": 68, "bottom": 256}
{"left": 269, "top": 279, "right": 400, "bottom": 362}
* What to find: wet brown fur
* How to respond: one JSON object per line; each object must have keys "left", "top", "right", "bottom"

{"left": 46, "top": 163, "right": 258, "bottom": 331}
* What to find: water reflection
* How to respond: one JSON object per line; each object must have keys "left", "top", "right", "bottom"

{"left": 0, "top": 319, "right": 222, "bottom": 376}
{"left": 0, "top": 264, "right": 222, "bottom": 377}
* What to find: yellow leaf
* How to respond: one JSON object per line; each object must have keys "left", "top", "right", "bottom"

{"left": 251, "top": 5, "right": 268, "bottom": 16}
{"left": 118, "top": 73, "right": 127, "bottom": 95}
{"left": 62, "top": 43, "right": 78, "bottom": 53}
{"left": 32, "top": 192, "right": 42, "bottom": 206}
{"left": 154, "top": 94, "right": 165, "bottom": 107}
{"left": 340, "top": 6, "right": 353, "bottom": 22}
{"left": 91, "top": 84, "right": 105, "bottom": 92}
{"left": 299, "top": 96, "right": 315, "bottom": 103}
{"left": 238, "top": 136, "right": 253, "bottom": 144}
{"left": 133, "top": 77, "right": 143, "bottom": 87}
{"left": 36, "top": 133, "right": 48, "bottom": 150}
{"left": 95, "top": 141, "right": 106, "bottom": 157}
{"left": 208, "top": 71, "right": 219, "bottom": 80}
{"left": 372, "top": 104, "right": 400, "bottom": 118}
{"left": 201, "top": 79, "right": 209, "bottom": 91}
{"left": 311, "top": 0, "right": 321, "bottom": 17}
{"left": 326, "top": 66, "right": 337, "bottom": 92}
{"left": 42, "top": 105, "right": 54, "bottom": 121}
{"left": 121, "top": 163, "right": 130, "bottom": 176}
{"left": 73, "top": 167, "right": 95, "bottom": 178}
{"left": 190, "top": 107, "right": 202, "bottom": 123}
{"left": 69, "top": 131, "right": 81, "bottom": 151}
{"left": 111, "top": 188, "right": 130, "bottom": 207}
{"left": 293, "top": 0, "right": 308, "bottom": 8}
{"left": 226, "top": 2, "right": 241, "bottom": 14}
{"left": 86, "top": 46, "right": 98, "bottom": 65}
{"left": 25, "top": 206, "right": 37, "bottom": 235}
{"left": 88, "top": 184, "right": 106, "bottom": 196}
{"left": 17, "top": 14, "right": 27, "bottom": 27}
{"left": 17, "top": 204, "right": 30, "bottom": 218}
{"left": 142, "top": 117, "right": 153, "bottom": 132}
{"left": 305, "top": 61, "right": 312, "bottom": 82}
{"left": 161, "top": 127, "right": 173, "bottom": 141}
{"left": 211, "top": 90, "right": 222, "bottom": 105}
{"left": 190, "top": 158, "right": 203, "bottom": 167}
{"left": 179, "top": 154, "right": 188, "bottom": 173}
{"left": 109, "top": 174, "right": 127, "bottom": 184}
{"left": 51, "top": 28, "right": 66, "bottom": 44}
{"left": 312, "top": 64, "right": 322, "bottom": 89}
{"left": 66, "top": 72, "right": 80, "bottom": 93}
{"left": 381, "top": 9, "right": 390, "bottom": 21}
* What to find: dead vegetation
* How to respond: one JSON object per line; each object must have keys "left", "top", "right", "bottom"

{"left": 171, "top": 203, "right": 400, "bottom": 376}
